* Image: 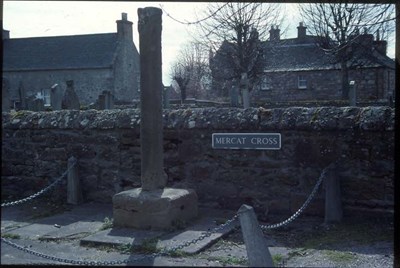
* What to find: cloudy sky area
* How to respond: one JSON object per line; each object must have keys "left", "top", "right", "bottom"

{"left": 3, "top": 1, "right": 395, "bottom": 85}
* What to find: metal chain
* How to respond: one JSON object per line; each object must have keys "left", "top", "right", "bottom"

{"left": 1, "top": 162, "right": 335, "bottom": 264}
{"left": 1, "top": 214, "right": 239, "bottom": 265}
{"left": 1, "top": 160, "right": 77, "bottom": 207}
{"left": 261, "top": 163, "right": 333, "bottom": 230}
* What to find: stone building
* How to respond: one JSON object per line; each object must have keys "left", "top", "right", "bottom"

{"left": 210, "top": 22, "right": 395, "bottom": 104}
{"left": 2, "top": 13, "right": 140, "bottom": 109}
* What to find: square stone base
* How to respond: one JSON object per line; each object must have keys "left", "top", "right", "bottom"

{"left": 112, "top": 188, "right": 198, "bottom": 230}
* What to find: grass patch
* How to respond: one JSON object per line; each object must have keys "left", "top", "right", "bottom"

{"left": 99, "top": 217, "right": 113, "bottom": 231}
{"left": 131, "top": 237, "right": 161, "bottom": 254}
{"left": 300, "top": 222, "right": 392, "bottom": 249}
{"left": 1, "top": 233, "right": 21, "bottom": 239}
{"left": 207, "top": 256, "right": 248, "bottom": 266}
{"left": 323, "top": 250, "right": 356, "bottom": 263}
{"left": 272, "top": 253, "right": 284, "bottom": 266}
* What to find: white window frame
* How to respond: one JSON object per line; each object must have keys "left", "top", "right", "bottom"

{"left": 298, "top": 75, "right": 307, "bottom": 89}
{"left": 260, "top": 76, "right": 272, "bottom": 91}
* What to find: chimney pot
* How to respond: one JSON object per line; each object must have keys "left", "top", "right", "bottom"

{"left": 122, "top": 13, "right": 127, "bottom": 21}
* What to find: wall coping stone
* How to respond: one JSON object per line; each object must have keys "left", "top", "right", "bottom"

{"left": 2, "top": 106, "right": 394, "bottom": 131}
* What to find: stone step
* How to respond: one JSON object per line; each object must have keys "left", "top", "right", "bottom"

{"left": 80, "top": 216, "right": 238, "bottom": 255}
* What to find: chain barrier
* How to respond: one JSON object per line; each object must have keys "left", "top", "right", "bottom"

{"left": 1, "top": 160, "right": 77, "bottom": 207}
{"left": 261, "top": 163, "right": 334, "bottom": 230}
{"left": 1, "top": 162, "right": 334, "bottom": 265}
{"left": 1, "top": 214, "right": 238, "bottom": 265}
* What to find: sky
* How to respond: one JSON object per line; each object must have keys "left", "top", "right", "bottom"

{"left": 3, "top": 1, "right": 395, "bottom": 85}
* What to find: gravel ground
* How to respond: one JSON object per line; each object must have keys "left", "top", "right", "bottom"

{"left": 1, "top": 200, "right": 394, "bottom": 267}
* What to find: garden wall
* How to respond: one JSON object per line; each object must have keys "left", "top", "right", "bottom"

{"left": 2, "top": 106, "right": 394, "bottom": 220}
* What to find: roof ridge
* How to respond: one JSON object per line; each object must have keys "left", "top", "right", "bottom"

{"left": 7, "top": 32, "right": 117, "bottom": 40}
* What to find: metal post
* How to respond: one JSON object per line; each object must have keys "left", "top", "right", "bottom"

{"left": 67, "top": 156, "right": 83, "bottom": 205}
{"left": 238, "top": 204, "right": 274, "bottom": 267}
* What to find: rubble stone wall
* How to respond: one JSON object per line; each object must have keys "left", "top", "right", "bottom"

{"left": 2, "top": 107, "right": 394, "bottom": 219}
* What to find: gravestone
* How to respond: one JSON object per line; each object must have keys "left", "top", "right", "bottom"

{"left": 163, "top": 85, "right": 170, "bottom": 109}
{"left": 349, "top": 81, "right": 356, "bottom": 106}
{"left": 2, "top": 78, "right": 10, "bottom": 112}
{"left": 113, "top": 7, "right": 198, "bottom": 230}
{"left": 230, "top": 83, "right": 239, "bottom": 107}
{"left": 26, "top": 96, "right": 44, "bottom": 111}
{"left": 62, "top": 80, "right": 80, "bottom": 110}
{"left": 98, "top": 94, "right": 106, "bottom": 110}
{"left": 18, "top": 82, "right": 27, "bottom": 110}
{"left": 240, "top": 73, "right": 250, "bottom": 108}
{"left": 97, "top": 90, "right": 114, "bottom": 110}
{"left": 50, "top": 84, "right": 63, "bottom": 110}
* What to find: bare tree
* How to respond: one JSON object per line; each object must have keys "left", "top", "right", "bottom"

{"left": 195, "top": 2, "right": 284, "bottom": 108}
{"left": 299, "top": 3, "right": 395, "bottom": 99}
{"left": 170, "top": 41, "right": 211, "bottom": 103}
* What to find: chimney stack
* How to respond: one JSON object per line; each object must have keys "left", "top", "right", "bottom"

{"left": 269, "top": 25, "right": 280, "bottom": 41}
{"left": 372, "top": 30, "right": 387, "bottom": 55}
{"left": 116, "top": 12, "right": 133, "bottom": 42}
{"left": 297, "top": 22, "right": 306, "bottom": 40}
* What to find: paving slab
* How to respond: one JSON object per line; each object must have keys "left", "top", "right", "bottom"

{"left": 158, "top": 216, "right": 239, "bottom": 254}
{"left": 80, "top": 228, "right": 164, "bottom": 247}
{"left": 39, "top": 221, "right": 105, "bottom": 241}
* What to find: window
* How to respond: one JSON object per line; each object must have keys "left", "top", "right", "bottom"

{"left": 298, "top": 75, "right": 307, "bottom": 89}
{"left": 260, "top": 76, "right": 272, "bottom": 91}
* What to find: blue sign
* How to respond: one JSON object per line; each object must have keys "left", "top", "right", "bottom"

{"left": 212, "top": 133, "right": 281, "bottom": 150}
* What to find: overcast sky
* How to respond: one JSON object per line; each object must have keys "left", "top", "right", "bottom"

{"left": 3, "top": 1, "right": 395, "bottom": 85}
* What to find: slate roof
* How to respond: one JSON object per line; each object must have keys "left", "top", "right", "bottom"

{"left": 3, "top": 33, "right": 118, "bottom": 71}
{"left": 262, "top": 36, "right": 395, "bottom": 72}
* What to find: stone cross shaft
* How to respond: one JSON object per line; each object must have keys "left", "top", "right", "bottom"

{"left": 138, "top": 7, "right": 166, "bottom": 191}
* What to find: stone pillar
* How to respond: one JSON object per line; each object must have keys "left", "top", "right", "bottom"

{"left": 324, "top": 163, "right": 343, "bottom": 224}
{"left": 112, "top": 7, "right": 198, "bottom": 230}
{"left": 138, "top": 7, "right": 166, "bottom": 191}
{"left": 238, "top": 204, "right": 274, "bottom": 267}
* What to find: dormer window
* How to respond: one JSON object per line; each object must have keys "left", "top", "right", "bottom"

{"left": 298, "top": 75, "right": 307, "bottom": 89}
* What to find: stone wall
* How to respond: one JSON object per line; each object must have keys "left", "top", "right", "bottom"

{"left": 1, "top": 107, "right": 394, "bottom": 219}
{"left": 252, "top": 67, "right": 395, "bottom": 103}
{"left": 4, "top": 68, "right": 113, "bottom": 106}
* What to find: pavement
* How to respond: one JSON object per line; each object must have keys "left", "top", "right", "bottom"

{"left": 1, "top": 200, "right": 394, "bottom": 267}
{"left": 1, "top": 201, "right": 242, "bottom": 266}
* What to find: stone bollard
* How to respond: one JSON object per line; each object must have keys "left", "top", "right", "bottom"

{"left": 324, "top": 163, "right": 342, "bottom": 224}
{"left": 238, "top": 204, "right": 274, "bottom": 267}
{"left": 67, "top": 156, "right": 83, "bottom": 205}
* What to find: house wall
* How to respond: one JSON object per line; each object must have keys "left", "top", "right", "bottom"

{"left": 3, "top": 68, "right": 113, "bottom": 106}
{"left": 2, "top": 107, "right": 394, "bottom": 220}
{"left": 252, "top": 67, "right": 394, "bottom": 103}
